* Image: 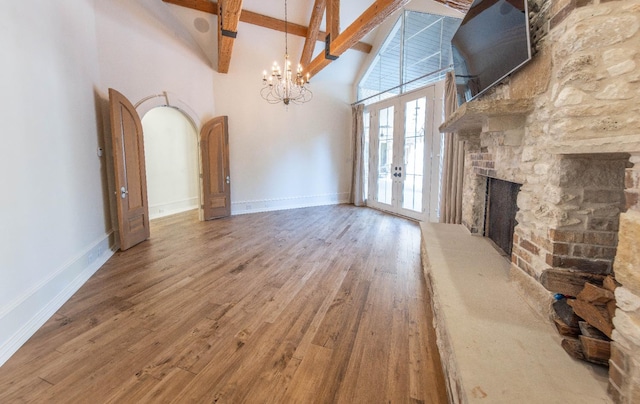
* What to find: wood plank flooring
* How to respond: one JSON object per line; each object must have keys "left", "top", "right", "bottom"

{"left": 0, "top": 205, "right": 447, "bottom": 403}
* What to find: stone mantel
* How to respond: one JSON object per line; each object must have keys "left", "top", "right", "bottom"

{"left": 548, "top": 135, "right": 640, "bottom": 155}
{"left": 439, "top": 98, "right": 534, "bottom": 134}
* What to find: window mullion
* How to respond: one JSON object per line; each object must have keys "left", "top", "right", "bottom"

{"left": 399, "top": 11, "right": 406, "bottom": 95}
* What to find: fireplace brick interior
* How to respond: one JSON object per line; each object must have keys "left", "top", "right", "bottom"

{"left": 441, "top": 0, "right": 640, "bottom": 401}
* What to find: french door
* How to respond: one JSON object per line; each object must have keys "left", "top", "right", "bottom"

{"left": 366, "top": 83, "right": 443, "bottom": 221}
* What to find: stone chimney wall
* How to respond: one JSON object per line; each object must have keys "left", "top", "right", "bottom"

{"left": 609, "top": 155, "right": 640, "bottom": 402}
{"left": 448, "top": 1, "right": 640, "bottom": 402}
{"left": 514, "top": 156, "right": 626, "bottom": 281}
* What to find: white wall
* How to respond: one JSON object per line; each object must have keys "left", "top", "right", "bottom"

{"left": 95, "top": 0, "right": 355, "bottom": 215}
{"left": 93, "top": 0, "right": 217, "bottom": 121}
{"left": 142, "top": 107, "right": 200, "bottom": 220}
{"left": 0, "top": 0, "right": 112, "bottom": 365}
{"left": 0, "top": 0, "right": 357, "bottom": 366}
{"left": 213, "top": 22, "right": 355, "bottom": 214}
{"left": 0, "top": 0, "right": 221, "bottom": 366}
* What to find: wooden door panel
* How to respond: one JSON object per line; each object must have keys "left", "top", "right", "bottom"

{"left": 122, "top": 107, "right": 144, "bottom": 209}
{"left": 207, "top": 132, "right": 223, "bottom": 193}
{"left": 201, "top": 116, "right": 231, "bottom": 220}
{"left": 109, "top": 88, "right": 150, "bottom": 250}
{"left": 208, "top": 196, "right": 227, "bottom": 208}
{"left": 126, "top": 215, "right": 145, "bottom": 234}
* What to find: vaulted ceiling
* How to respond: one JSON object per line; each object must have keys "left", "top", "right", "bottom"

{"left": 162, "top": 0, "right": 472, "bottom": 77}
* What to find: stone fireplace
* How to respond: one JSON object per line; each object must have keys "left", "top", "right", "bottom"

{"left": 440, "top": 0, "right": 640, "bottom": 402}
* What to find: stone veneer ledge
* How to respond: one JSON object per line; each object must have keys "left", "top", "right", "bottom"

{"left": 420, "top": 223, "right": 610, "bottom": 403}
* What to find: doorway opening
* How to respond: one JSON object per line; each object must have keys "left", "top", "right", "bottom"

{"left": 365, "top": 83, "right": 445, "bottom": 221}
{"left": 141, "top": 106, "right": 200, "bottom": 220}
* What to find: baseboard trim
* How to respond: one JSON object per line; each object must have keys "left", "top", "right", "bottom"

{"left": 0, "top": 233, "right": 115, "bottom": 367}
{"left": 148, "top": 197, "right": 199, "bottom": 220}
{"left": 231, "top": 192, "right": 350, "bottom": 215}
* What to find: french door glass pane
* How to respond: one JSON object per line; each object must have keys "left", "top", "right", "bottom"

{"left": 402, "top": 97, "right": 426, "bottom": 212}
{"left": 377, "top": 106, "right": 394, "bottom": 205}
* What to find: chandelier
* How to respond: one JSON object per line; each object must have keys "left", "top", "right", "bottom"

{"left": 261, "top": 0, "right": 312, "bottom": 105}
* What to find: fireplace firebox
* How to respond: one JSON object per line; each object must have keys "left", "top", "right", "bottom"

{"left": 485, "top": 178, "right": 521, "bottom": 256}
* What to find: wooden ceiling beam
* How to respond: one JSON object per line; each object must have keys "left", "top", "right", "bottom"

{"left": 351, "top": 41, "right": 373, "bottom": 54}
{"left": 326, "top": 0, "right": 340, "bottom": 41}
{"left": 306, "top": 0, "right": 411, "bottom": 78}
{"left": 217, "top": 0, "right": 243, "bottom": 73}
{"left": 241, "top": 8, "right": 310, "bottom": 38}
{"left": 331, "top": 0, "right": 410, "bottom": 57}
{"left": 300, "top": 0, "right": 326, "bottom": 69}
{"left": 162, "top": 0, "right": 372, "bottom": 55}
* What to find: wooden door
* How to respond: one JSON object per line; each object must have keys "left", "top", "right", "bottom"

{"left": 201, "top": 116, "right": 231, "bottom": 220}
{"left": 109, "top": 88, "right": 150, "bottom": 250}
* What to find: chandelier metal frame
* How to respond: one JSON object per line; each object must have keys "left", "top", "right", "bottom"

{"left": 260, "top": 0, "right": 312, "bottom": 105}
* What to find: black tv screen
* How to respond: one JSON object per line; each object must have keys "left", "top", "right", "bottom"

{"left": 451, "top": 0, "right": 531, "bottom": 103}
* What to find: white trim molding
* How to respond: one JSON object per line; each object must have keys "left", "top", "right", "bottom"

{"left": 148, "top": 197, "right": 199, "bottom": 220}
{"left": 135, "top": 91, "right": 201, "bottom": 130}
{"left": 231, "top": 192, "right": 350, "bottom": 215}
{"left": 0, "top": 233, "right": 115, "bottom": 367}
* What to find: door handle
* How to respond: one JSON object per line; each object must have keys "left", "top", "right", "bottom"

{"left": 226, "top": 175, "right": 230, "bottom": 184}
{"left": 120, "top": 186, "right": 128, "bottom": 199}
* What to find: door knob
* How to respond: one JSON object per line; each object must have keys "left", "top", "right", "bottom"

{"left": 226, "top": 175, "right": 230, "bottom": 184}
{"left": 120, "top": 186, "right": 128, "bottom": 199}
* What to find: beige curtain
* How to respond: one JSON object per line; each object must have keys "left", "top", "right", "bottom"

{"left": 350, "top": 103, "right": 366, "bottom": 206}
{"left": 440, "top": 71, "right": 465, "bottom": 223}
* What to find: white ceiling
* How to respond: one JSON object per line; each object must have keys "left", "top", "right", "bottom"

{"left": 158, "top": 0, "right": 464, "bottom": 85}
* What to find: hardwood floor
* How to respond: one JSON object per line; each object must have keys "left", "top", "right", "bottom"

{"left": 0, "top": 205, "right": 447, "bottom": 403}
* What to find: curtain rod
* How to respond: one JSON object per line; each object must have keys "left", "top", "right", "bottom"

{"left": 351, "top": 65, "right": 453, "bottom": 106}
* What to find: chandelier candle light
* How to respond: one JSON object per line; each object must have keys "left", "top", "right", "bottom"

{"left": 260, "top": 0, "right": 312, "bottom": 105}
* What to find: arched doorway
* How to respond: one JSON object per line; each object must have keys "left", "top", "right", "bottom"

{"left": 141, "top": 106, "right": 200, "bottom": 220}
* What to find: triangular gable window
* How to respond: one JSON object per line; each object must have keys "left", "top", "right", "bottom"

{"left": 358, "top": 11, "right": 461, "bottom": 104}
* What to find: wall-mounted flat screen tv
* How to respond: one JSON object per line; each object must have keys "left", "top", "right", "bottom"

{"left": 451, "top": 0, "right": 531, "bottom": 103}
